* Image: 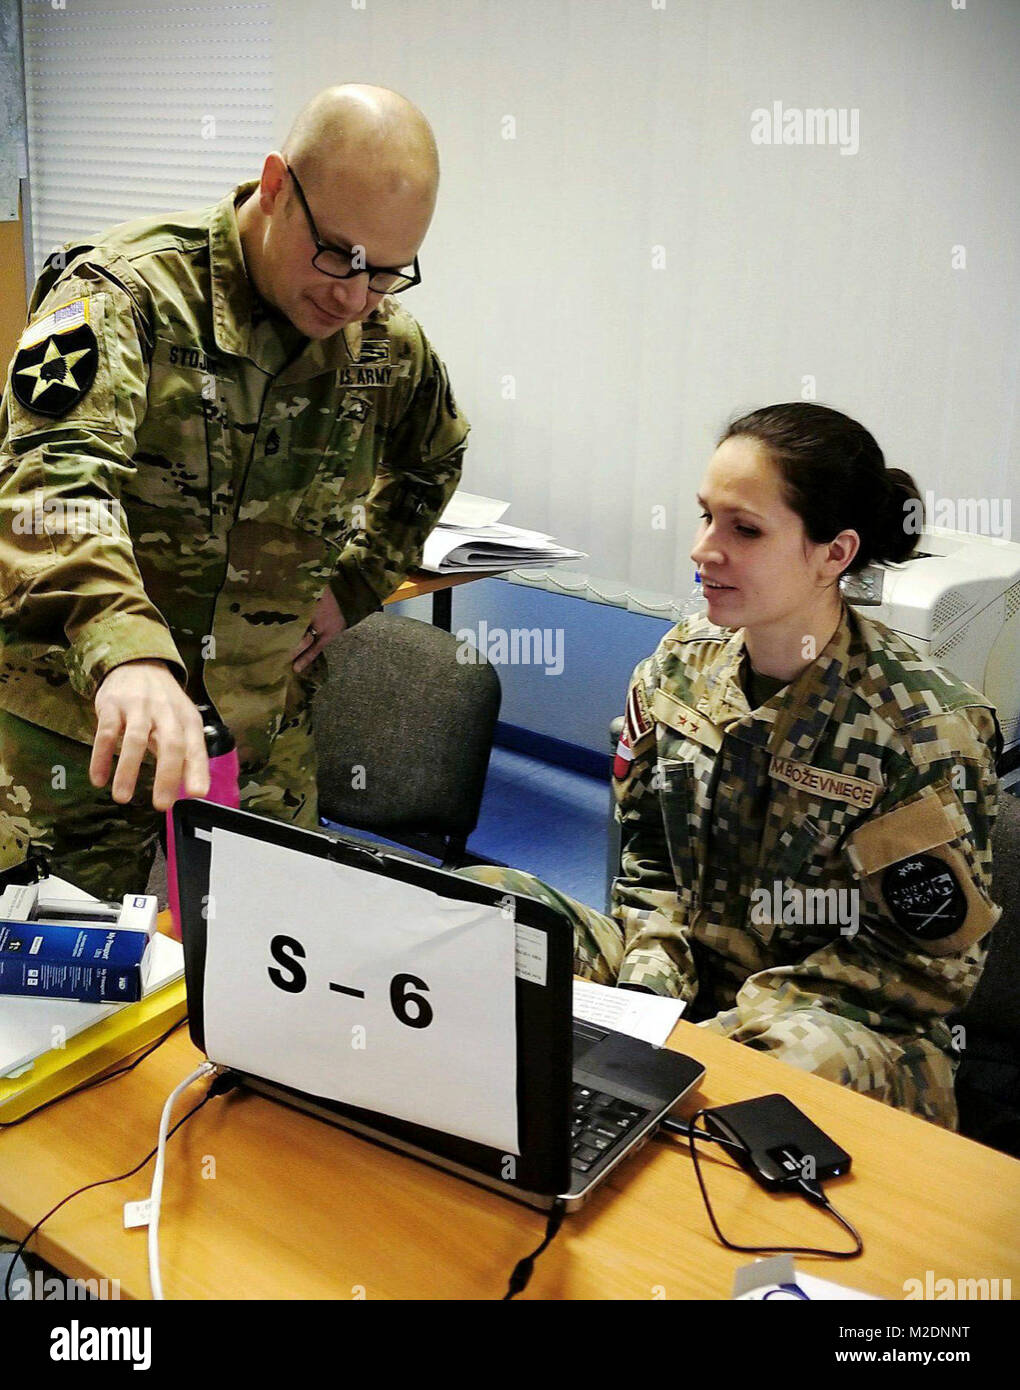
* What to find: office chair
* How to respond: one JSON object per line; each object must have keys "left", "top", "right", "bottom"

{"left": 312, "top": 612, "right": 502, "bottom": 868}
{"left": 953, "top": 788, "right": 1020, "bottom": 1156}
{"left": 604, "top": 716, "right": 1020, "bottom": 1155}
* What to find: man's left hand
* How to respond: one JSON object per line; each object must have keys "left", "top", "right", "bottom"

{"left": 291, "top": 588, "right": 347, "bottom": 673}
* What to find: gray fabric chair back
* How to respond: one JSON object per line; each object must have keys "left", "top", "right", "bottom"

{"left": 312, "top": 613, "right": 501, "bottom": 855}
{"left": 963, "top": 788, "right": 1020, "bottom": 1044}
{"left": 954, "top": 789, "right": 1020, "bottom": 1154}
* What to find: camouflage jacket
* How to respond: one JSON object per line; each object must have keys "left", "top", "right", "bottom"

{"left": 0, "top": 181, "right": 468, "bottom": 767}
{"left": 611, "top": 603, "right": 1001, "bottom": 1039}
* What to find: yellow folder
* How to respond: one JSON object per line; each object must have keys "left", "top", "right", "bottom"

{"left": 0, "top": 918, "right": 188, "bottom": 1124}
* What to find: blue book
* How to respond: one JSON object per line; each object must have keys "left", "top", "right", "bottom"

{"left": 0, "top": 920, "right": 148, "bottom": 1003}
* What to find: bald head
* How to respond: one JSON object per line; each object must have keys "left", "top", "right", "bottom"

{"left": 238, "top": 85, "right": 441, "bottom": 340}
{"left": 282, "top": 84, "right": 439, "bottom": 214}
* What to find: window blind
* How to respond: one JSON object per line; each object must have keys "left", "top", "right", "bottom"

{"left": 21, "top": 0, "right": 272, "bottom": 275}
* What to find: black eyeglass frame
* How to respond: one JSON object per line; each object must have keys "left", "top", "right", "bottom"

{"left": 284, "top": 161, "right": 422, "bottom": 294}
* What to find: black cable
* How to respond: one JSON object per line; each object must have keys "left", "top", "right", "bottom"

{"left": 3, "top": 1086, "right": 214, "bottom": 1301}
{"left": 0, "top": 1017, "right": 187, "bottom": 1130}
{"left": 682, "top": 1107, "right": 863, "bottom": 1259}
{"left": 659, "top": 1114, "right": 746, "bottom": 1155}
{"left": 503, "top": 1197, "right": 566, "bottom": 1299}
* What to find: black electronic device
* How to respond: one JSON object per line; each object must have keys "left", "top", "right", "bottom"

{"left": 702, "top": 1093, "right": 852, "bottom": 1190}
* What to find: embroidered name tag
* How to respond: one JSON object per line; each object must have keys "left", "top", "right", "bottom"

{"left": 769, "top": 754, "right": 881, "bottom": 809}
{"left": 651, "top": 689, "right": 721, "bottom": 751}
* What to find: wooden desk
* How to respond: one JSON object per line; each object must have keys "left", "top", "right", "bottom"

{"left": 2, "top": 1013, "right": 1017, "bottom": 1300}
{"left": 386, "top": 570, "right": 491, "bottom": 630}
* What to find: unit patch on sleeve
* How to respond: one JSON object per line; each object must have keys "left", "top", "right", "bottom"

{"left": 881, "top": 853, "right": 967, "bottom": 941}
{"left": 11, "top": 299, "right": 99, "bottom": 419}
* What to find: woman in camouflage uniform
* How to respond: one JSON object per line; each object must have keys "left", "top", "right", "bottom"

{"left": 465, "top": 403, "right": 1001, "bottom": 1129}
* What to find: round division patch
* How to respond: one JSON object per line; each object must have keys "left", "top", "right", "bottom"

{"left": 881, "top": 853, "right": 967, "bottom": 942}
{"left": 11, "top": 322, "right": 99, "bottom": 419}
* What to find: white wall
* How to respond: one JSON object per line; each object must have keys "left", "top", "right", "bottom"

{"left": 275, "top": 0, "right": 1019, "bottom": 609}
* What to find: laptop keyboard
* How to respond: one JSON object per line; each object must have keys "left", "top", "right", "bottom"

{"left": 571, "top": 1085, "right": 650, "bottom": 1174}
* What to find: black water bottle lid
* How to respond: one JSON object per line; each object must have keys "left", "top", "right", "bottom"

{"left": 195, "top": 702, "right": 236, "bottom": 757}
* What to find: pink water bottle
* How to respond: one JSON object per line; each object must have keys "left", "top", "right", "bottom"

{"left": 166, "top": 702, "right": 240, "bottom": 938}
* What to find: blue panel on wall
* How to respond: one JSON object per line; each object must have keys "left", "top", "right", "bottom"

{"left": 391, "top": 578, "right": 673, "bottom": 756}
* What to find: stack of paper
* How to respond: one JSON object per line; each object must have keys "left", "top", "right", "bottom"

{"left": 423, "top": 491, "right": 586, "bottom": 575}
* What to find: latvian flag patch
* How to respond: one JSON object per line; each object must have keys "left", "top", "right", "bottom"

{"left": 613, "top": 681, "right": 653, "bottom": 779}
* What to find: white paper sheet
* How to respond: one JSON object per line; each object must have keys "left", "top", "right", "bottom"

{"left": 438, "top": 491, "right": 510, "bottom": 528}
{"left": 203, "top": 829, "right": 520, "bottom": 1153}
{"left": 572, "top": 979, "right": 685, "bottom": 1047}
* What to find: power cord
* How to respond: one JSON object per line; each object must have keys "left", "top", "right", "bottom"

{"left": 660, "top": 1115, "right": 746, "bottom": 1154}
{"left": 503, "top": 1197, "right": 566, "bottom": 1299}
{"left": 659, "top": 1109, "right": 863, "bottom": 1259}
{"left": 148, "top": 1062, "right": 217, "bottom": 1299}
{"left": 3, "top": 1072, "right": 221, "bottom": 1301}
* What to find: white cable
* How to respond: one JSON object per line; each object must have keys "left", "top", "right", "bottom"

{"left": 147, "top": 1061, "right": 216, "bottom": 1300}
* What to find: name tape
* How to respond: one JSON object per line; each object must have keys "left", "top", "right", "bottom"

{"left": 769, "top": 754, "right": 881, "bottom": 809}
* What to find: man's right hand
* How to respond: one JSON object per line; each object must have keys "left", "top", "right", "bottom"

{"left": 90, "top": 660, "right": 210, "bottom": 812}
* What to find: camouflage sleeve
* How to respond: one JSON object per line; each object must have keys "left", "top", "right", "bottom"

{"left": 738, "top": 703, "right": 1001, "bottom": 1035}
{"left": 0, "top": 257, "right": 186, "bottom": 701}
{"left": 328, "top": 323, "right": 469, "bottom": 627}
{"left": 610, "top": 654, "right": 701, "bottom": 1001}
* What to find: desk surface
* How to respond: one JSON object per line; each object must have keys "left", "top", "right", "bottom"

{"left": 386, "top": 571, "right": 487, "bottom": 604}
{"left": 2, "top": 1012, "right": 1018, "bottom": 1301}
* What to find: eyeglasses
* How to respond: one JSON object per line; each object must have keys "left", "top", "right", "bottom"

{"left": 284, "top": 162, "right": 421, "bottom": 295}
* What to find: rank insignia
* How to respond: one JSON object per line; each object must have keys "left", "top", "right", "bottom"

{"left": 12, "top": 300, "right": 99, "bottom": 419}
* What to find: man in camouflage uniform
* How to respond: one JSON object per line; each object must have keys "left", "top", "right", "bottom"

{"left": 0, "top": 86, "right": 468, "bottom": 899}
{"left": 463, "top": 602, "right": 1001, "bottom": 1129}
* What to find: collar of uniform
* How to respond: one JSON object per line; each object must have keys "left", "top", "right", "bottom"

{"left": 209, "top": 181, "right": 260, "bottom": 358}
{"left": 278, "top": 316, "right": 363, "bottom": 386}
{"left": 695, "top": 602, "right": 854, "bottom": 762}
{"left": 209, "top": 180, "right": 365, "bottom": 374}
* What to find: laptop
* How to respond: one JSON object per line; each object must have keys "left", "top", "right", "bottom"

{"left": 173, "top": 800, "right": 704, "bottom": 1211}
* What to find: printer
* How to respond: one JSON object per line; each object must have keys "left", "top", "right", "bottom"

{"left": 843, "top": 527, "right": 1020, "bottom": 789}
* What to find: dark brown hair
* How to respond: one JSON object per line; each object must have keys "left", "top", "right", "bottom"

{"left": 718, "top": 402, "right": 922, "bottom": 574}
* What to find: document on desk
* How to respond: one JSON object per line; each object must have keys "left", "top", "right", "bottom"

{"left": 573, "top": 979, "right": 685, "bottom": 1047}
{"left": 203, "top": 829, "right": 520, "bottom": 1153}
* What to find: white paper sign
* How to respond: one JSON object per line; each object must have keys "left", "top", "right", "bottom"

{"left": 203, "top": 829, "right": 519, "bottom": 1153}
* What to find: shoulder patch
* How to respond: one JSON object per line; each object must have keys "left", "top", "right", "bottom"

{"left": 881, "top": 853, "right": 967, "bottom": 941}
{"left": 12, "top": 299, "right": 99, "bottom": 419}
{"left": 626, "top": 680, "right": 653, "bottom": 747}
{"left": 846, "top": 784, "right": 1000, "bottom": 955}
{"left": 613, "top": 681, "right": 654, "bottom": 779}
